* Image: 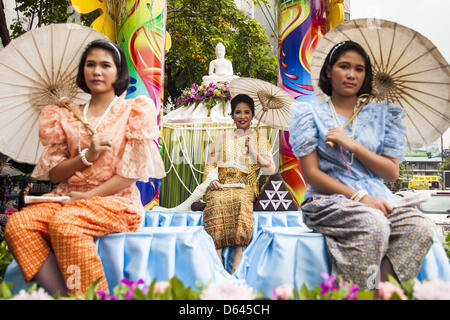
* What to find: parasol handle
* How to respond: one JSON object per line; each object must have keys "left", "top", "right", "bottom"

{"left": 325, "top": 94, "right": 372, "bottom": 149}
{"left": 58, "top": 97, "right": 95, "bottom": 135}
{"left": 256, "top": 107, "right": 268, "bottom": 130}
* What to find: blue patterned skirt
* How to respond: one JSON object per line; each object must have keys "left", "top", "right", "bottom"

{"left": 301, "top": 195, "right": 434, "bottom": 289}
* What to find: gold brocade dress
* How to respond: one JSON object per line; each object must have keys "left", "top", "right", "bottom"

{"left": 202, "top": 130, "right": 272, "bottom": 249}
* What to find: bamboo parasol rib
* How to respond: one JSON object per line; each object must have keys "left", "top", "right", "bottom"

{"left": 311, "top": 18, "right": 450, "bottom": 150}
{"left": 0, "top": 23, "right": 108, "bottom": 164}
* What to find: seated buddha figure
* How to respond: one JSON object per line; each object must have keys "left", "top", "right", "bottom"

{"left": 202, "top": 42, "right": 239, "bottom": 84}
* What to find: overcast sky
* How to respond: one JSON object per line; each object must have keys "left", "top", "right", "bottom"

{"left": 350, "top": 0, "right": 450, "bottom": 148}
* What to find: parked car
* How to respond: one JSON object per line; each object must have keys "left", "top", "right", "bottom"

{"left": 395, "top": 190, "right": 450, "bottom": 242}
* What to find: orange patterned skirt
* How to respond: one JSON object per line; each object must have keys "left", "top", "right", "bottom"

{"left": 203, "top": 168, "right": 256, "bottom": 249}
{"left": 4, "top": 196, "right": 141, "bottom": 294}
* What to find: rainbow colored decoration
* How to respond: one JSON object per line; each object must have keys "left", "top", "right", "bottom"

{"left": 69, "top": 0, "right": 168, "bottom": 210}
{"left": 117, "top": 1, "right": 167, "bottom": 210}
{"left": 277, "top": 0, "right": 327, "bottom": 205}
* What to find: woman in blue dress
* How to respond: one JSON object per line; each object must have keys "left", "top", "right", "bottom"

{"left": 289, "top": 41, "right": 434, "bottom": 289}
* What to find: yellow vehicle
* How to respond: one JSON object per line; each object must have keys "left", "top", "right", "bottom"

{"left": 408, "top": 175, "right": 439, "bottom": 190}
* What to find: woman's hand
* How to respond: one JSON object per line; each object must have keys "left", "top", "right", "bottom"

{"left": 359, "top": 194, "right": 393, "bottom": 216}
{"left": 326, "top": 127, "right": 356, "bottom": 151}
{"left": 326, "top": 128, "right": 400, "bottom": 182}
{"left": 209, "top": 180, "right": 223, "bottom": 191}
{"left": 86, "top": 133, "right": 112, "bottom": 162}
{"left": 246, "top": 136, "right": 256, "bottom": 156}
{"left": 62, "top": 191, "right": 92, "bottom": 204}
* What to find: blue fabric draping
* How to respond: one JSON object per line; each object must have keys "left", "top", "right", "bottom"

{"left": 96, "top": 226, "right": 233, "bottom": 290}
{"left": 145, "top": 211, "right": 307, "bottom": 273}
{"left": 416, "top": 237, "right": 450, "bottom": 282}
{"left": 233, "top": 226, "right": 331, "bottom": 297}
{"left": 4, "top": 210, "right": 450, "bottom": 297}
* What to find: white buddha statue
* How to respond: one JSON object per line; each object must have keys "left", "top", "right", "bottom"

{"left": 202, "top": 42, "right": 239, "bottom": 84}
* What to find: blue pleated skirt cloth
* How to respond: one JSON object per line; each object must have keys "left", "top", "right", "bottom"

{"left": 5, "top": 210, "right": 450, "bottom": 297}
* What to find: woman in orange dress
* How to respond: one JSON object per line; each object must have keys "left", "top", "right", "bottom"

{"left": 4, "top": 39, "right": 165, "bottom": 296}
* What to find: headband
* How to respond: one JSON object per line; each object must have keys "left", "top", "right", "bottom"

{"left": 328, "top": 41, "right": 346, "bottom": 63}
{"left": 107, "top": 41, "right": 121, "bottom": 67}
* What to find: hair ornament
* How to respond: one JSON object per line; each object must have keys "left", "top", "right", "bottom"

{"left": 108, "top": 41, "right": 121, "bottom": 66}
{"left": 328, "top": 41, "right": 347, "bottom": 63}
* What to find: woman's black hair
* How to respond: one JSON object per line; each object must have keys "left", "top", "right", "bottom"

{"left": 230, "top": 94, "right": 255, "bottom": 115}
{"left": 318, "top": 40, "right": 373, "bottom": 97}
{"left": 76, "top": 39, "right": 130, "bottom": 96}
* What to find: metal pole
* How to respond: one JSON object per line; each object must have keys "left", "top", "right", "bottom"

{"left": 441, "top": 135, "right": 444, "bottom": 190}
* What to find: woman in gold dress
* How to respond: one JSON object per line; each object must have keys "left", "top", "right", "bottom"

{"left": 203, "top": 94, "right": 276, "bottom": 273}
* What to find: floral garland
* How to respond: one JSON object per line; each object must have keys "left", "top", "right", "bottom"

{"left": 175, "top": 82, "right": 232, "bottom": 117}
{"left": 2, "top": 272, "right": 449, "bottom": 300}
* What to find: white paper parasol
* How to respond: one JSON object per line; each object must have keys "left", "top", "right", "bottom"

{"left": 311, "top": 18, "right": 450, "bottom": 151}
{"left": 0, "top": 23, "right": 108, "bottom": 164}
{"left": 229, "top": 77, "right": 295, "bottom": 131}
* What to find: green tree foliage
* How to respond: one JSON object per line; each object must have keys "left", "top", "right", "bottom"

{"left": 165, "top": 0, "right": 278, "bottom": 104}
{"left": 8, "top": 0, "right": 97, "bottom": 39}
{"left": 441, "top": 157, "right": 450, "bottom": 171}
{"left": 5, "top": 0, "right": 278, "bottom": 104}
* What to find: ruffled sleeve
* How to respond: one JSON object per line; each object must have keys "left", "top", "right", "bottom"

{"left": 288, "top": 102, "right": 318, "bottom": 159}
{"left": 116, "top": 95, "right": 166, "bottom": 181}
{"left": 32, "top": 105, "right": 70, "bottom": 180}
{"left": 382, "top": 103, "right": 406, "bottom": 160}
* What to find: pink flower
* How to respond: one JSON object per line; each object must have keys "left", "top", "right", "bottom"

{"left": 153, "top": 281, "right": 170, "bottom": 294}
{"left": 320, "top": 273, "right": 338, "bottom": 295}
{"left": 378, "top": 282, "right": 408, "bottom": 300}
{"left": 413, "top": 280, "right": 450, "bottom": 300}
{"left": 5, "top": 208, "right": 17, "bottom": 215}
{"left": 97, "top": 290, "right": 118, "bottom": 300}
{"left": 120, "top": 278, "right": 145, "bottom": 300}
{"left": 9, "top": 288, "right": 53, "bottom": 300}
{"left": 200, "top": 280, "right": 256, "bottom": 300}
{"left": 272, "top": 284, "right": 294, "bottom": 300}
{"left": 344, "top": 284, "right": 360, "bottom": 300}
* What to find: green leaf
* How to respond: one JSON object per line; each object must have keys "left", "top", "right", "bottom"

{"left": 293, "top": 288, "right": 300, "bottom": 300}
{"left": 400, "top": 279, "right": 416, "bottom": 300}
{"left": 0, "top": 281, "right": 13, "bottom": 299}
{"left": 83, "top": 277, "right": 102, "bottom": 300}
{"left": 170, "top": 276, "right": 186, "bottom": 299}
{"left": 331, "top": 290, "right": 341, "bottom": 300}
{"left": 355, "top": 290, "right": 374, "bottom": 300}
{"left": 147, "top": 279, "right": 157, "bottom": 299}
{"left": 389, "top": 292, "right": 403, "bottom": 300}
{"left": 26, "top": 282, "right": 38, "bottom": 294}
{"left": 113, "top": 284, "right": 129, "bottom": 299}
{"left": 298, "top": 283, "right": 311, "bottom": 300}
{"left": 195, "top": 280, "right": 205, "bottom": 291}
{"left": 387, "top": 274, "right": 402, "bottom": 288}
{"left": 133, "top": 288, "right": 149, "bottom": 300}
{"left": 186, "top": 288, "right": 201, "bottom": 300}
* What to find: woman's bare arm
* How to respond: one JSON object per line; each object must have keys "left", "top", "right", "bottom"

{"left": 301, "top": 150, "right": 393, "bottom": 215}
{"left": 49, "top": 133, "right": 113, "bottom": 183}
{"left": 352, "top": 142, "right": 399, "bottom": 182}
{"left": 326, "top": 127, "right": 399, "bottom": 182}
{"left": 67, "top": 175, "right": 136, "bottom": 202}
{"left": 48, "top": 156, "right": 88, "bottom": 183}
{"left": 300, "top": 151, "right": 357, "bottom": 198}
